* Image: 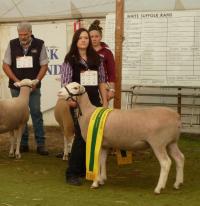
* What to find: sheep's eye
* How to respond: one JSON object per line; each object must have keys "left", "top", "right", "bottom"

{"left": 74, "top": 87, "right": 78, "bottom": 90}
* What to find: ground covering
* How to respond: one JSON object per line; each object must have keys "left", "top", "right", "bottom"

{"left": 0, "top": 129, "right": 199, "bottom": 206}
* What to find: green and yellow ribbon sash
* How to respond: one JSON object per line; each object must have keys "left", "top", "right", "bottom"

{"left": 86, "top": 107, "right": 112, "bottom": 180}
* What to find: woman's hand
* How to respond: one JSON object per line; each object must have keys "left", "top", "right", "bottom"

{"left": 106, "top": 82, "right": 115, "bottom": 101}
{"left": 99, "top": 83, "right": 109, "bottom": 108}
{"left": 107, "top": 89, "right": 115, "bottom": 101}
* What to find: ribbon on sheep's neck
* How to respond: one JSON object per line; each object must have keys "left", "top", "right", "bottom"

{"left": 64, "top": 85, "right": 85, "bottom": 116}
{"left": 86, "top": 107, "right": 112, "bottom": 181}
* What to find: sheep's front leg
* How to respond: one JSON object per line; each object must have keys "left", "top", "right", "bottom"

{"left": 91, "top": 150, "right": 102, "bottom": 189}
{"left": 98, "top": 148, "right": 108, "bottom": 185}
{"left": 91, "top": 170, "right": 101, "bottom": 189}
{"left": 63, "top": 136, "right": 73, "bottom": 160}
{"left": 90, "top": 149, "right": 108, "bottom": 188}
{"left": 63, "top": 136, "right": 68, "bottom": 160}
{"left": 9, "top": 131, "right": 15, "bottom": 157}
{"left": 91, "top": 180, "right": 99, "bottom": 189}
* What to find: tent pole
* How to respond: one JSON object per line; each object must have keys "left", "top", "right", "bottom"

{"left": 114, "top": 0, "right": 124, "bottom": 109}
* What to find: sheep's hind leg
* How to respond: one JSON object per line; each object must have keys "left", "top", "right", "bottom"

{"left": 151, "top": 145, "right": 172, "bottom": 194}
{"left": 167, "top": 142, "right": 184, "bottom": 189}
{"left": 15, "top": 126, "right": 23, "bottom": 159}
{"left": 9, "top": 131, "right": 15, "bottom": 157}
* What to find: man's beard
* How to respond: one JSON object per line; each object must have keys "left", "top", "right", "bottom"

{"left": 20, "top": 38, "right": 31, "bottom": 47}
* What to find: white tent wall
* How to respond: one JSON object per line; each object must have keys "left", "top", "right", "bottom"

{"left": 1, "top": 0, "right": 200, "bottom": 131}
{"left": 0, "top": 18, "right": 105, "bottom": 126}
{"left": 0, "top": 24, "right": 15, "bottom": 99}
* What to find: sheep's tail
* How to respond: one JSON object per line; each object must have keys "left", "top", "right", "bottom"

{"left": 174, "top": 113, "right": 182, "bottom": 142}
{"left": 177, "top": 113, "right": 182, "bottom": 129}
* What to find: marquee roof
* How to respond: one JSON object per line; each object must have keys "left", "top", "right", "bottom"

{"left": 1, "top": 0, "right": 200, "bottom": 23}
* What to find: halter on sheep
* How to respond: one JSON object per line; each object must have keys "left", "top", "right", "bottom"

{"left": 58, "top": 82, "right": 185, "bottom": 194}
{"left": 54, "top": 85, "right": 86, "bottom": 160}
{"left": 63, "top": 85, "right": 86, "bottom": 116}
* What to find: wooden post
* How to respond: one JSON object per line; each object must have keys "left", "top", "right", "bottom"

{"left": 177, "top": 88, "right": 182, "bottom": 115}
{"left": 114, "top": 0, "right": 131, "bottom": 165}
{"left": 114, "top": 0, "right": 124, "bottom": 109}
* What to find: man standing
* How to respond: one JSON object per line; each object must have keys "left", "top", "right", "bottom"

{"left": 3, "top": 21, "right": 49, "bottom": 155}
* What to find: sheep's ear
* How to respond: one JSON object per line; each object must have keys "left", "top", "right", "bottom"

{"left": 79, "top": 86, "right": 83, "bottom": 94}
{"left": 81, "top": 85, "right": 85, "bottom": 93}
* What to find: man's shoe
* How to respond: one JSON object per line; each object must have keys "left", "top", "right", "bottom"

{"left": 79, "top": 173, "right": 86, "bottom": 178}
{"left": 56, "top": 152, "right": 64, "bottom": 158}
{"left": 56, "top": 152, "right": 71, "bottom": 159}
{"left": 37, "top": 146, "right": 49, "bottom": 155}
{"left": 20, "top": 145, "right": 29, "bottom": 153}
{"left": 66, "top": 176, "right": 82, "bottom": 186}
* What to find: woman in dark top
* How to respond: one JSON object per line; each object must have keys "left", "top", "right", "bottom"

{"left": 60, "top": 28, "right": 108, "bottom": 185}
{"left": 89, "top": 20, "right": 116, "bottom": 101}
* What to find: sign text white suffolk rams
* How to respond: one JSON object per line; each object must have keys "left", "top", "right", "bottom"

{"left": 105, "top": 10, "right": 200, "bottom": 87}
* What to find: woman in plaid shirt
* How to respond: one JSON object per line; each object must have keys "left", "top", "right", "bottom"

{"left": 61, "top": 28, "right": 108, "bottom": 186}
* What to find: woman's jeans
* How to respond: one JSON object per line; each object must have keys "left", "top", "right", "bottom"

{"left": 10, "top": 88, "right": 45, "bottom": 146}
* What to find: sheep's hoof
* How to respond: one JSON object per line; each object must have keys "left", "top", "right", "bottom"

{"left": 91, "top": 182, "right": 99, "bottom": 189}
{"left": 154, "top": 188, "right": 161, "bottom": 194}
{"left": 15, "top": 154, "right": 21, "bottom": 159}
{"left": 9, "top": 153, "right": 15, "bottom": 158}
{"left": 62, "top": 155, "right": 68, "bottom": 161}
{"left": 98, "top": 180, "right": 105, "bottom": 185}
{"left": 173, "top": 182, "right": 183, "bottom": 190}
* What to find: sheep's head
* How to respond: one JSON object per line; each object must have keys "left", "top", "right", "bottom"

{"left": 58, "top": 82, "right": 85, "bottom": 100}
{"left": 17, "top": 79, "right": 33, "bottom": 87}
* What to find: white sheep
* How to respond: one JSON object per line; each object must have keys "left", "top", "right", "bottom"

{"left": 58, "top": 82, "right": 185, "bottom": 194}
{"left": 54, "top": 99, "right": 74, "bottom": 160}
{"left": 0, "top": 79, "right": 34, "bottom": 159}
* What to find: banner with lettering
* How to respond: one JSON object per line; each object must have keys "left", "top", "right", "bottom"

{"left": 0, "top": 23, "right": 67, "bottom": 111}
{"left": 32, "top": 23, "right": 67, "bottom": 111}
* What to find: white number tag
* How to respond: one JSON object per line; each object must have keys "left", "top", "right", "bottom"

{"left": 80, "top": 70, "right": 98, "bottom": 86}
{"left": 16, "top": 56, "right": 33, "bottom": 68}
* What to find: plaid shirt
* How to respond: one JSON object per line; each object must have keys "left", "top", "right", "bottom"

{"left": 60, "top": 58, "right": 106, "bottom": 87}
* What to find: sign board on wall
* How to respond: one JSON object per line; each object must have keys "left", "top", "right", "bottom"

{"left": 105, "top": 10, "right": 200, "bottom": 87}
